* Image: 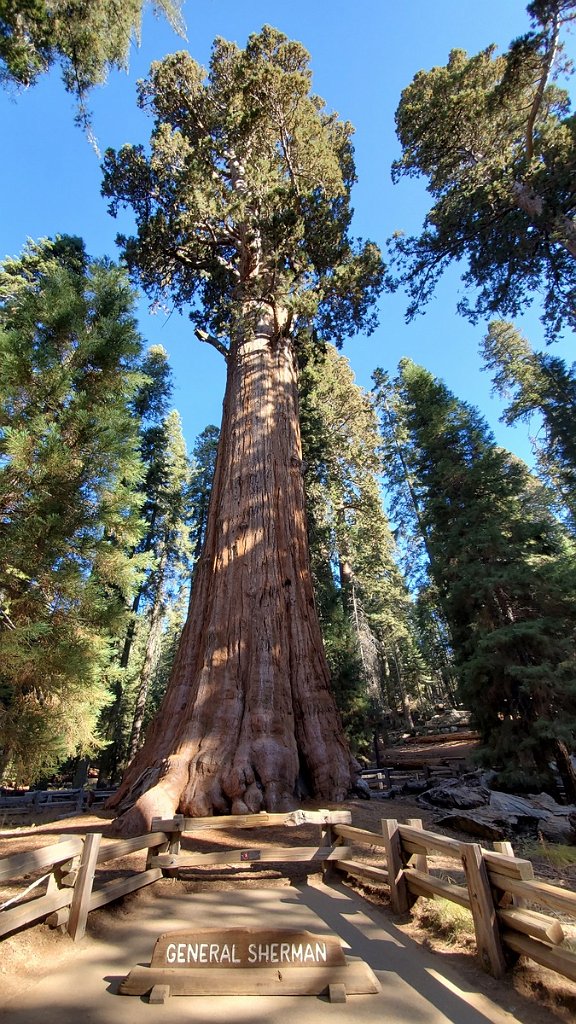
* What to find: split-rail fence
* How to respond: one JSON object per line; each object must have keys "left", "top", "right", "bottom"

{"left": 1, "top": 809, "right": 575, "bottom": 986}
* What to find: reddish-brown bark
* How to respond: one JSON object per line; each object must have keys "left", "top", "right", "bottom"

{"left": 108, "top": 308, "right": 356, "bottom": 834}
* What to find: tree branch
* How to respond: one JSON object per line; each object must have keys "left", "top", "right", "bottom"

{"left": 525, "top": 11, "right": 560, "bottom": 162}
{"left": 194, "top": 328, "right": 229, "bottom": 360}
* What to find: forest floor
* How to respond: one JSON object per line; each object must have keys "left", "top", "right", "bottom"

{"left": 1, "top": 738, "right": 575, "bottom": 1021}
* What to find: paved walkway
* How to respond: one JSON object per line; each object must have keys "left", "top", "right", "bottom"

{"left": 0, "top": 880, "right": 530, "bottom": 1024}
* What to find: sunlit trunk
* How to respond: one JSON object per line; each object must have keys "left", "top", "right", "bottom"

{"left": 108, "top": 306, "right": 356, "bottom": 833}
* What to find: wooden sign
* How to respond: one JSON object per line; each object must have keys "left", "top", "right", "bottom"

{"left": 151, "top": 928, "right": 347, "bottom": 969}
{"left": 119, "top": 926, "right": 380, "bottom": 1003}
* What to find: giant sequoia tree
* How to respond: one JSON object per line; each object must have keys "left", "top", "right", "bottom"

{"left": 389, "top": 1, "right": 576, "bottom": 337}
{"left": 102, "top": 28, "right": 384, "bottom": 831}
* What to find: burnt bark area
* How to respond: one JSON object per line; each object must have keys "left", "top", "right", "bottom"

{"left": 108, "top": 315, "right": 356, "bottom": 834}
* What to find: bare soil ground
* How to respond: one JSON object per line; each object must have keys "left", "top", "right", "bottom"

{"left": 1, "top": 739, "right": 575, "bottom": 1020}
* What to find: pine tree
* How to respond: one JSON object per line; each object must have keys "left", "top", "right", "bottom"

{"left": 126, "top": 408, "right": 194, "bottom": 758}
{"left": 97, "top": 344, "right": 174, "bottom": 781}
{"left": 0, "top": 236, "right": 145, "bottom": 782}
{"left": 102, "top": 28, "right": 384, "bottom": 831}
{"left": 481, "top": 320, "right": 576, "bottom": 529}
{"left": 395, "top": 358, "right": 576, "bottom": 798}
{"left": 299, "top": 345, "right": 431, "bottom": 746}
{"left": 189, "top": 425, "right": 219, "bottom": 566}
{"left": 372, "top": 366, "right": 457, "bottom": 710}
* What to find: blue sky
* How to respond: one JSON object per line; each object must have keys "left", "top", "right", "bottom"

{"left": 1, "top": 0, "right": 574, "bottom": 463}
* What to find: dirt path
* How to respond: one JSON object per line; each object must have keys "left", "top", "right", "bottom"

{"left": 1, "top": 797, "right": 575, "bottom": 1021}
{"left": 0, "top": 875, "right": 567, "bottom": 1024}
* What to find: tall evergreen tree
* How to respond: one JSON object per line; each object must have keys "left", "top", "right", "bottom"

{"left": 395, "top": 358, "right": 576, "bottom": 798}
{"left": 189, "top": 424, "right": 219, "bottom": 566}
{"left": 389, "top": 1, "right": 576, "bottom": 338}
{"left": 299, "top": 345, "right": 432, "bottom": 743}
{"left": 372, "top": 366, "right": 458, "bottom": 707}
{"left": 102, "top": 28, "right": 384, "bottom": 832}
{"left": 481, "top": 320, "right": 576, "bottom": 529}
{"left": 126, "top": 408, "right": 194, "bottom": 759}
{"left": 0, "top": 236, "right": 145, "bottom": 782}
{"left": 97, "top": 344, "right": 175, "bottom": 781}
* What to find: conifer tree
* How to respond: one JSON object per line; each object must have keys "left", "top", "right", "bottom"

{"left": 102, "top": 28, "right": 384, "bottom": 831}
{"left": 372, "top": 367, "right": 458, "bottom": 707}
{"left": 299, "top": 346, "right": 431, "bottom": 743}
{"left": 0, "top": 2, "right": 184, "bottom": 131}
{"left": 389, "top": 1, "right": 576, "bottom": 338}
{"left": 126, "top": 408, "right": 194, "bottom": 758}
{"left": 189, "top": 425, "right": 219, "bottom": 566}
{"left": 395, "top": 358, "right": 576, "bottom": 798}
{"left": 481, "top": 320, "right": 576, "bottom": 529}
{"left": 0, "top": 236, "right": 145, "bottom": 782}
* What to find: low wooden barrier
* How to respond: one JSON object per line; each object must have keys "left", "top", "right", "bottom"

{"left": 0, "top": 828, "right": 168, "bottom": 941}
{"left": 0, "top": 788, "right": 116, "bottom": 823}
{"left": 330, "top": 818, "right": 576, "bottom": 984}
{"left": 1, "top": 809, "right": 575, "bottom": 989}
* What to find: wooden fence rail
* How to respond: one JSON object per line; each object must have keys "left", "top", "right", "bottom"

{"left": 0, "top": 788, "right": 116, "bottom": 824}
{"left": 1, "top": 809, "right": 575, "bottom": 987}
{"left": 330, "top": 817, "right": 576, "bottom": 983}
{"left": 0, "top": 829, "right": 168, "bottom": 941}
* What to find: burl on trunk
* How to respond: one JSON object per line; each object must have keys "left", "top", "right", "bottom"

{"left": 108, "top": 311, "right": 356, "bottom": 833}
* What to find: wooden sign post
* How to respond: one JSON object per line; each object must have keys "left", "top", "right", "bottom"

{"left": 120, "top": 927, "right": 380, "bottom": 1003}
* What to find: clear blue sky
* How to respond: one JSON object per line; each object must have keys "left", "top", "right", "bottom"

{"left": 1, "top": 1, "right": 574, "bottom": 463}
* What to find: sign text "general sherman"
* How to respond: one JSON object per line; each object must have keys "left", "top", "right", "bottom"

{"left": 166, "top": 940, "right": 328, "bottom": 966}
{"left": 151, "top": 928, "right": 347, "bottom": 970}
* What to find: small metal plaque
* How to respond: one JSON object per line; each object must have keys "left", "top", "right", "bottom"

{"left": 240, "top": 849, "right": 261, "bottom": 861}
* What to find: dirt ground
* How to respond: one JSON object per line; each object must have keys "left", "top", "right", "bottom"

{"left": 1, "top": 744, "right": 576, "bottom": 1021}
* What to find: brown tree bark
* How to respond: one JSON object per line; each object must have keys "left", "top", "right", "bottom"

{"left": 107, "top": 306, "right": 356, "bottom": 833}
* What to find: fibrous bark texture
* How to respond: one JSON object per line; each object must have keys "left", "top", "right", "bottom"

{"left": 108, "top": 312, "right": 356, "bottom": 833}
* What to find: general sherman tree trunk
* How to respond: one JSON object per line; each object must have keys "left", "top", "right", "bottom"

{"left": 108, "top": 308, "right": 356, "bottom": 834}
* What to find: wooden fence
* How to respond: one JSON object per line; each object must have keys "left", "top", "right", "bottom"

{"left": 0, "top": 829, "right": 168, "bottom": 941}
{"left": 1, "top": 809, "right": 575, "bottom": 987}
{"left": 0, "top": 788, "right": 116, "bottom": 824}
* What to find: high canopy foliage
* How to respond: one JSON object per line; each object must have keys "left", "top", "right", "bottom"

{"left": 481, "top": 320, "right": 576, "bottom": 530}
{"left": 389, "top": 0, "right": 576, "bottom": 338}
{"left": 102, "top": 25, "right": 383, "bottom": 347}
{"left": 0, "top": 1, "right": 184, "bottom": 129}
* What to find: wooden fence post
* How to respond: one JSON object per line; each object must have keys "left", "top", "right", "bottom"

{"left": 493, "top": 840, "right": 526, "bottom": 909}
{"left": 405, "top": 818, "right": 428, "bottom": 874}
{"left": 67, "top": 832, "right": 101, "bottom": 941}
{"left": 321, "top": 823, "right": 339, "bottom": 883}
{"left": 381, "top": 819, "right": 410, "bottom": 914}
{"left": 460, "top": 842, "right": 506, "bottom": 978}
{"left": 147, "top": 820, "right": 172, "bottom": 870}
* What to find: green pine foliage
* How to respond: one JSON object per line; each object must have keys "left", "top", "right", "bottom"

{"left": 372, "top": 366, "right": 458, "bottom": 707}
{"left": 0, "top": 235, "right": 146, "bottom": 783}
{"left": 481, "top": 320, "right": 576, "bottom": 530}
{"left": 0, "top": 2, "right": 184, "bottom": 130}
{"left": 389, "top": 1, "right": 576, "bottom": 338}
{"left": 189, "top": 425, "right": 220, "bottom": 565}
{"left": 98, "top": 356, "right": 196, "bottom": 779}
{"left": 102, "top": 26, "right": 384, "bottom": 352}
{"left": 394, "top": 358, "right": 576, "bottom": 795}
{"left": 299, "top": 344, "right": 436, "bottom": 749}
{"left": 124, "top": 407, "right": 195, "bottom": 759}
